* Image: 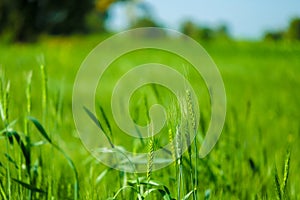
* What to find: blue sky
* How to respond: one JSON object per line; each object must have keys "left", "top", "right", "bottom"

{"left": 106, "top": 0, "right": 300, "bottom": 39}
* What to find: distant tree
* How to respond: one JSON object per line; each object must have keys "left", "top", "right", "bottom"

{"left": 45, "top": 0, "right": 94, "bottom": 35}
{"left": 264, "top": 31, "right": 284, "bottom": 41}
{"left": 286, "top": 18, "right": 300, "bottom": 41}
{"left": 0, "top": 0, "right": 134, "bottom": 42}
{"left": 181, "top": 20, "right": 230, "bottom": 41}
{"left": 130, "top": 17, "right": 160, "bottom": 28}
{"left": 0, "top": 0, "right": 95, "bottom": 42}
{"left": 181, "top": 20, "right": 200, "bottom": 39}
{"left": 215, "top": 24, "right": 231, "bottom": 40}
{"left": 0, "top": 0, "right": 41, "bottom": 42}
{"left": 199, "top": 27, "right": 214, "bottom": 40}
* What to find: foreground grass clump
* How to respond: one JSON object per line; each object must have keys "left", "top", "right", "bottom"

{"left": 0, "top": 35, "right": 299, "bottom": 199}
{"left": 0, "top": 68, "right": 78, "bottom": 199}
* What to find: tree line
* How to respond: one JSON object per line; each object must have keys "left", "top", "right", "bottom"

{"left": 0, "top": 0, "right": 129, "bottom": 42}
{"left": 264, "top": 18, "right": 300, "bottom": 41}
{"left": 0, "top": 0, "right": 299, "bottom": 42}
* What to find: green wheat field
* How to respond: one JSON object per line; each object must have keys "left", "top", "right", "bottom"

{"left": 0, "top": 35, "right": 299, "bottom": 199}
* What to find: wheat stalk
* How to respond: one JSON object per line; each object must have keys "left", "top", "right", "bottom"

{"left": 146, "top": 136, "right": 154, "bottom": 182}
{"left": 281, "top": 150, "right": 291, "bottom": 199}
{"left": 175, "top": 125, "right": 183, "bottom": 199}
{"left": 40, "top": 64, "right": 48, "bottom": 125}
{"left": 168, "top": 128, "right": 177, "bottom": 163}
{"left": 26, "top": 71, "right": 32, "bottom": 116}
{"left": 146, "top": 114, "right": 154, "bottom": 183}
{"left": 186, "top": 89, "right": 198, "bottom": 200}
{"left": 175, "top": 125, "right": 183, "bottom": 163}
{"left": 24, "top": 71, "right": 32, "bottom": 137}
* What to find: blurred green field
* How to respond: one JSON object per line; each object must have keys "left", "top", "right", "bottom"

{"left": 0, "top": 35, "right": 300, "bottom": 199}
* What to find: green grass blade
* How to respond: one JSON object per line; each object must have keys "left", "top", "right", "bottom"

{"left": 28, "top": 117, "right": 52, "bottom": 143}
{"left": 0, "top": 179, "right": 7, "bottom": 200}
{"left": 143, "top": 188, "right": 173, "bottom": 200}
{"left": 7, "top": 131, "right": 31, "bottom": 175}
{"left": 83, "top": 106, "right": 114, "bottom": 148}
{"left": 183, "top": 189, "right": 196, "bottom": 200}
{"left": 274, "top": 165, "right": 282, "bottom": 200}
{"left": 11, "top": 178, "right": 46, "bottom": 194}
{"left": 4, "top": 153, "right": 18, "bottom": 169}
{"left": 96, "top": 169, "right": 109, "bottom": 185}
{"left": 29, "top": 117, "right": 79, "bottom": 200}
{"left": 99, "top": 105, "right": 112, "bottom": 137}
{"left": 111, "top": 185, "right": 139, "bottom": 199}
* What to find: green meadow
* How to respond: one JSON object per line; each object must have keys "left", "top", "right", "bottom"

{"left": 0, "top": 35, "right": 299, "bottom": 199}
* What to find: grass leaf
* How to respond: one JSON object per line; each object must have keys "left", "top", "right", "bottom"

{"left": 5, "top": 131, "right": 31, "bottom": 175}
{"left": 28, "top": 117, "right": 51, "bottom": 143}
{"left": 11, "top": 178, "right": 46, "bottom": 194}
{"left": 183, "top": 188, "right": 196, "bottom": 200}
{"left": 29, "top": 117, "right": 79, "bottom": 200}
{"left": 274, "top": 165, "right": 282, "bottom": 200}
{"left": 83, "top": 106, "right": 114, "bottom": 148}
{"left": 99, "top": 105, "right": 112, "bottom": 137}
{"left": 96, "top": 169, "right": 109, "bottom": 184}
{"left": 4, "top": 153, "right": 18, "bottom": 169}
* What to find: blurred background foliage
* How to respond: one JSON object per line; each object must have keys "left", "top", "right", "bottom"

{"left": 0, "top": 0, "right": 122, "bottom": 42}
{"left": 0, "top": 0, "right": 299, "bottom": 43}
{"left": 264, "top": 18, "right": 300, "bottom": 41}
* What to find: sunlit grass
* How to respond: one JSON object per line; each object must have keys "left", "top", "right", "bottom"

{"left": 0, "top": 35, "right": 299, "bottom": 199}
